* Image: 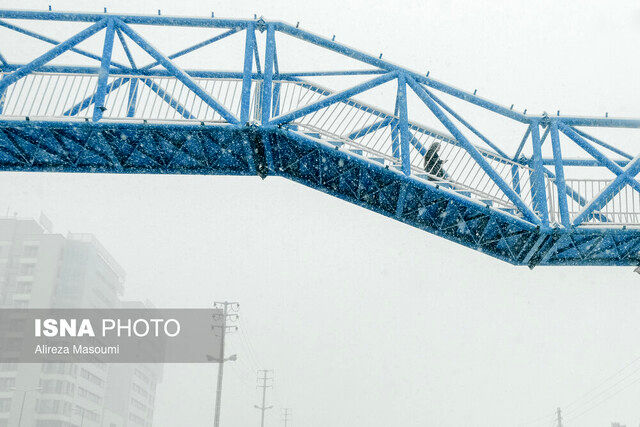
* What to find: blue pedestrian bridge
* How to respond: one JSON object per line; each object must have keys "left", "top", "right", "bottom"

{"left": 0, "top": 9, "right": 639, "bottom": 267}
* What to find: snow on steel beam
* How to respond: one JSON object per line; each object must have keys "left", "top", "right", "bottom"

{"left": 274, "top": 22, "right": 529, "bottom": 124}
{"left": 0, "top": 19, "right": 130, "bottom": 70}
{"left": 549, "top": 121, "right": 570, "bottom": 227}
{"left": 93, "top": 18, "right": 116, "bottom": 122}
{"left": 240, "top": 23, "right": 256, "bottom": 124}
{"left": 115, "top": 19, "right": 239, "bottom": 124}
{"left": 0, "top": 18, "right": 108, "bottom": 92}
{"left": 530, "top": 120, "right": 549, "bottom": 226}
{"left": 421, "top": 85, "right": 509, "bottom": 158}
{"left": 572, "top": 156, "right": 640, "bottom": 226}
{"left": 0, "top": 9, "right": 252, "bottom": 28}
{"left": 558, "top": 122, "right": 640, "bottom": 194}
{"left": 396, "top": 73, "right": 411, "bottom": 175}
{"left": 571, "top": 126, "right": 633, "bottom": 160}
{"left": 269, "top": 71, "right": 398, "bottom": 126}
{"left": 406, "top": 74, "right": 541, "bottom": 225}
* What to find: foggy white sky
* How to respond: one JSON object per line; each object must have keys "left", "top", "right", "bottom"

{"left": 1, "top": 0, "right": 640, "bottom": 426}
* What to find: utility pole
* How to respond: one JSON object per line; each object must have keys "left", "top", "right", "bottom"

{"left": 254, "top": 369, "right": 274, "bottom": 427}
{"left": 210, "top": 301, "right": 239, "bottom": 427}
{"left": 282, "top": 408, "right": 291, "bottom": 427}
{"left": 556, "top": 407, "right": 563, "bottom": 427}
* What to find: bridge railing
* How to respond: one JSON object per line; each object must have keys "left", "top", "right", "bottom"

{"left": 0, "top": 71, "right": 548, "bottom": 220}
{"left": 546, "top": 177, "right": 640, "bottom": 226}
{"left": 0, "top": 10, "right": 637, "bottom": 230}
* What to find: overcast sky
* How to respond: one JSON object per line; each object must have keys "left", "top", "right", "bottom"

{"left": 1, "top": 0, "right": 640, "bottom": 426}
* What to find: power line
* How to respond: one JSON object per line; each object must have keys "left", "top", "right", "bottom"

{"left": 254, "top": 369, "right": 274, "bottom": 427}
{"left": 519, "top": 352, "right": 640, "bottom": 426}
{"left": 211, "top": 301, "right": 239, "bottom": 427}
{"left": 282, "top": 408, "right": 291, "bottom": 427}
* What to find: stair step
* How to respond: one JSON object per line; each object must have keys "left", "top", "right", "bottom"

{"left": 348, "top": 149, "right": 363, "bottom": 156}
{"left": 304, "top": 132, "right": 320, "bottom": 139}
{"left": 326, "top": 140, "right": 343, "bottom": 147}
{"left": 369, "top": 157, "right": 384, "bottom": 164}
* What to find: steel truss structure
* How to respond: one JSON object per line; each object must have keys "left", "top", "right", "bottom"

{"left": 0, "top": 8, "right": 639, "bottom": 266}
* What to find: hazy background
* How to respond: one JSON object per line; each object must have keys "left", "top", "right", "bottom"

{"left": 1, "top": 0, "right": 640, "bottom": 426}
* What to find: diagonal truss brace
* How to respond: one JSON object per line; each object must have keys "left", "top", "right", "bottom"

{"left": 114, "top": 18, "right": 239, "bottom": 124}
{"left": 406, "top": 75, "right": 541, "bottom": 225}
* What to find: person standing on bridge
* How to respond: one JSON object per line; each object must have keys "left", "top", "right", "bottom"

{"left": 423, "top": 141, "right": 448, "bottom": 180}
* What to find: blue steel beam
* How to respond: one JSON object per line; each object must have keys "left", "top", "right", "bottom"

{"left": 347, "top": 116, "right": 393, "bottom": 139}
{"left": 0, "top": 19, "right": 130, "bottom": 71}
{"left": 140, "top": 78, "right": 195, "bottom": 119}
{"left": 58, "top": 27, "right": 242, "bottom": 118}
{"left": 571, "top": 126, "right": 633, "bottom": 160}
{"left": 240, "top": 23, "right": 256, "bottom": 124}
{"left": 529, "top": 120, "right": 549, "bottom": 226}
{"left": 0, "top": 10, "right": 253, "bottom": 28}
{"left": 115, "top": 26, "right": 137, "bottom": 69}
{"left": 92, "top": 18, "right": 116, "bottom": 122}
{"left": 558, "top": 122, "right": 640, "bottom": 194}
{"left": 513, "top": 124, "right": 532, "bottom": 160}
{"left": 269, "top": 71, "right": 398, "bottom": 126}
{"left": 115, "top": 19, "right": 239, "bottom": 124}
{"left": 549, "top": 121, "right": 570, "bottom": 227}
{"left": 396, "top": 73, "right": 411, "bottom": 175}
{"left": 540, "top": 158, "right": 629, "bottom": 167}
{"left": 573, "top": 156, "right": 640, "bottom": 226}
{"left": 406, "top": 75, "right": 541, "bottom": 225}
{"left": 63, "top": 78, "right": 130, "bottom": 117}
{"left": 139, "top": 28, "right": 241, "bottom": 71}
{"left": 0, "top": 19, "right": 107, "bottom": 92}
{"left": 261, "top": 23, "right": 275, "bottom": 125}
{"left": 1, "top": 9, "right": 639, "bottom": 129}
{"left": 422, "top": 85, "right": 509, "bottom": 158}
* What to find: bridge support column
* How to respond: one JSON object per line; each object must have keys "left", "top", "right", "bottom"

{"left": 530, "top": 119, "right": 549, "bottom": 226}
{"left": 92, "top": 18, "right": 115, "bottom": 122}
{"left": 396, "top": 73, "right": 411, "bottom": 176}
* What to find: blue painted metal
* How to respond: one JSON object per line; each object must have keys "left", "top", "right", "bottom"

{"left": 549, "top": 121, "right": 570, "bottom": 227}
{"left": 270, "top": 71, "right": 398, "bottom": 125}
{"left": 92, "top": 18, "right": 116, "bottom": 122}
{"left": 0, "top": 9, "right": 639, "bottom": 267}
{"left": 115, "top": 19, "right": 239, "bottom": 124}
{"left": 573, "top": 157, "right": 640, "bottom": 226}
{"left": 0, "top": 19, "right": 107, "bottom": 92}
{"left": 240, "top": 23, "right": 256, "bottom": 124}
{"left": 396, "top": 74, "right": 411, "bottom": 175}
{"left": 0, "top": 19, "right": 130, "bottom": 71}
{"left": 529, "top": 120, "right": 549, "bottom": 226}
{"left": 406, "top": 76, "right": 541, "bottom": 225}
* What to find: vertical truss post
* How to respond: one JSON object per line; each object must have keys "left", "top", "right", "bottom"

{"left": 93, "top": 18, "right": 115, "bottom": 122}
{"left": 0, "top": 77, "right": 5, "bottom": 115}
{"left": 549, "top": 120, "right": 570, "bottom": 227}
{"left": 0, "top": 18, "right": 107, "bottom": 93}
{"left": 240, "top": 22, "right": 256, "bottom": 124}
{"left": 261, "top": 23, "right": 275, "bottom": 125}
{"left": 391, "top": 95, "right": 400, "bottom": 160}
{"left": 530, "top": 119, "right": 549, "bottom": 226}
{"left": 396, "top": 73, "right": 411, "bottom": 175}
{"left": 406, "top": 76, "right": 540, "bottom": 225}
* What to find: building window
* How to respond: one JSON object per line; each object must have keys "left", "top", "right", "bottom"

{"left": 23, "top": 245, "right": 38, "bottom": 258}
{"left": 79, "top": 368, "right": 104, "bottom": 387}
{"left": 15, "top": 282, "right": 32, "bottom": 294}
{"left": 19, "top": 263, "right": 35, "bottom": 276}
{"left": 0, "top": 378, "right": 15, "bottom": 391}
